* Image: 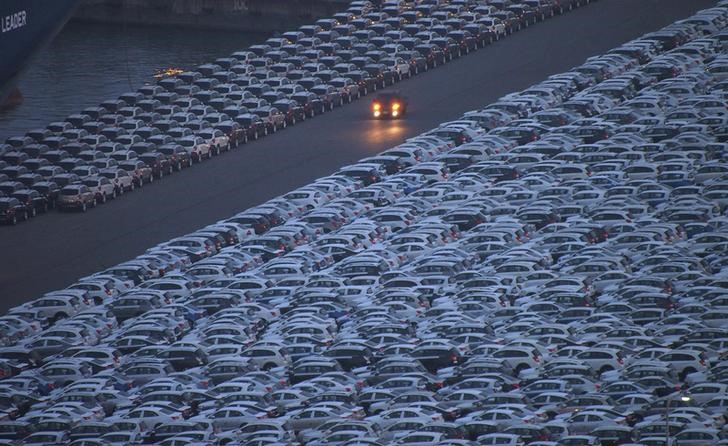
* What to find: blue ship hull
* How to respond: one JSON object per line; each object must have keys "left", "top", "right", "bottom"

{"left": 0, "top": 0, "right": 80, "bottom": 105}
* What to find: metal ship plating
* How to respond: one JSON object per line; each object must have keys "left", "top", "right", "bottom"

{"left": 0, "top": 0, "right": 80, "bottom": 106}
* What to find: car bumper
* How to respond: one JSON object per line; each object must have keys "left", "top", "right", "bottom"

{"left": 58, "top": 201, "right": 84, "bottom": 208}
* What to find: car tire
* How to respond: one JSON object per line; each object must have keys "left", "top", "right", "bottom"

{"left": 177, "top": 161, "right": 182, "bottom": 171}
{"left": 129, "top": 182, "right": 135, "bottom": 192}
{"left": 111, "top": 189, "right": 117, "bottom": 199}
{"left": 81, "top": 202, "right": 87, "bottom": 213}
{"left": 149, "top": 174, "right": 154, "bottom": 184}
{"left": 282, "top": 120, "right": 287, "bottom": 129}
{"left": 101, "top": 193, "right": 107, "bottom": 204}
{"left": 92, "top": 198, "right": 97, "bottom": 208}
{"left": 43, "top": 203, "right": 49, "bottom": 212}
{"left": 30, "top": 207, "right": 37, "bottom": 217}
{"left": 10, "top": 215, "right": 17, "bottom": 225}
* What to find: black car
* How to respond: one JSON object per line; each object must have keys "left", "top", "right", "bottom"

{"left": 30, "top": 181, "right": 61, "bottom": 209}
{"left": 273, "top": 99, "right": 306, "bottom": 125}
{"left": 234, "top": 113, "right": 268, "bottom": 140}
{"left": 157, "top": 143, "right": 192, "bottom": 170}
{"left": 0, "top": 197, "right": 28, "bottom": 225}
{"left": 138, "top": 152, "right": 174, "bottom": 179}
{"left": 291, "top": 91, "right": 324, "bottom": 116}
{"left": 10, "top": 189, "right": 48, "bottom": 216}
{"left": 371, "top": 92, "right": 409, "bottom": 119}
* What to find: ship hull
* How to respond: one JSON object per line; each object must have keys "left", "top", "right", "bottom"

{"left": 0, "top": 0, "right": 80, "bottom": 105}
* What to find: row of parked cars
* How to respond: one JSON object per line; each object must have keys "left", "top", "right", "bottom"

{"left": 0, "top": 0, "right": 590, "bottom": 225}
{"left": 3, "top": 1, "right": 728, "bottom": 446}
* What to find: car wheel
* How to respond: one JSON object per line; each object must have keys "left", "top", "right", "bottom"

{"left": 177, "top": 161, "right": 182, "bottom": 171}
{"left": 129, "top": 181, "right": 135, "bottom": 192}
{"left": 272, "top": 123, "right": 277, "bottom": 133}
{"left": 43, "top": 203, "right": 49, "bottom": 212}
{"left": 92, "top": 198, "right": 97, "bottom": 208}
{"left": 264, "top": 126, "right": 269, "bottom": 136}
{"left": 282, "top": 120, "right": 287, "bottom": 129}
{"left": 112, "top": 189, "right": 117, "bottom": 199}
{"left": 81, "top": 202, "right": 87, "bottom": 212}
{"left": 149, "top": 174, "right": 154, "bottom": 183}
{"left": 291, "top": 116, "right": 296, "bottom": 125}
{"left": 10, "top": 215, "right": 17, "bottom": 225}
{"left": 168, "top": 165, "right": 173, "bottom": 175}
{"left": 30, "top": 207, "right": 37, "bottom": 217}
{"left": 101, "top": 193, "right": 107, "bottom": 204}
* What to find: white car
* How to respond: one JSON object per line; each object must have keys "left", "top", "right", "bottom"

{"left": 178, "top": 136, "right": 211, "bottom": 162}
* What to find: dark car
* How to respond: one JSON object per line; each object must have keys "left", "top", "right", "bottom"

{"left": 412, "top": 345, "right": 464, "bottom": 373}
{"left": 0, "top": 197, "right": 28, "bottom": 225}
{"left": 371, "top": 92, "right": 409, "bottom": 119}
{"left": 157, "top": 144, "right": 192, "bottom": 170}
{"left": 234, "top": 114, "right": 268, "bottom": 140}
{"left": 10, "top": 189, "right": 48, "bottom": 216}
{"left": 138, "top": 152, "right": 174, "bottom": 179}
{"left": 273, "top": 99, "right": 306, "bottom": 125}
{"left": 31, "top": 181, "right": 61, "bottom": 209}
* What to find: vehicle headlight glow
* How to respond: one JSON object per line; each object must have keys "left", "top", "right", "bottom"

{"left": 392, "top": 102, "right": 401, "bottom": 110}
{"left": 373, "top": 102, "right": 381, "bottom": 110}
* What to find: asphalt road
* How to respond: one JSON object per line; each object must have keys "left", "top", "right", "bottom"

{"left": 0, "top": 0, "right": 715, "bottom": 313}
